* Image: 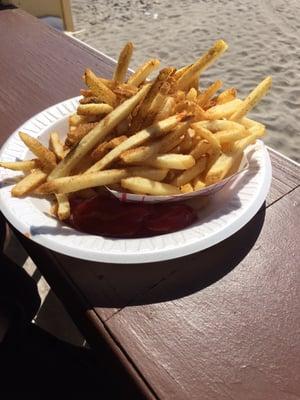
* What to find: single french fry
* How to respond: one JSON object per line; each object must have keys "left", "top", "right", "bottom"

{"left": 86, "top": 113, "right": 185, "bottom": 173}
{"left": 49, "top": 84, "right": 151, "bottom": 179}
{"left": 241, "top": 117, "right": 266, "bottom": 136}
{"left": 146, "top": 153, "right": 195, "bottom": 170}
{"left": 177, "top": 40, "right": 228, "bottom": 90}
{"left": 49, "top": 132, "right": 65, "bottom": 161}
{"left": 216, "top": 88, "right": 237, "bottom": 105}
{"left": 126, "top": 167, "right": 168, "bottom": 181}
{"left": 84, "top": 69, "right": 117, "bottom": 107}
{"left": 174, "top": 64, "right": 193, "bottom": 80}
{"left": 69, "top": 114, "right": 95, "bottom": 127}
{"left": 11, "top": 169, "right": 47, "bottom": 197}
{"left": 91, "top": 135, "right": 128, "bottom": 161}
{"left": 130, "top": 67, "right": 175, "bottom": 132}
{"left": 193, "top": 178, "right": 206, "bottom": 191}
{"left": 230, "top": 76, "right": 272, "bottom": 121}
{"left": 180, "top": 183, "right": 194, "bottom": 193}
{"left": 121, "top": 177, "right": 181, "bottom": 196}
{"left": 227, "top": 152, "right": 244, "bottom": 177}
{"left": 80, "top": 89, "right": 93, "bottom": 97}
{"left": 77, "top": 103, "right": 113, "bottom": 115}
{"left": 192, "top": 124, "right": 221, "bottom": 153}
{"left": 232, "top": 133, "right": 258, "bottom": 153}
{"left": 79, "top": 96, "right": 107, "bottom": 105}
{"left": 39, "top": 169, "right": 128, "bottom": 194}
{"left": 247, "top": 124, "right": 266, "bottom": 138}
{"left": 204, "top": 99, "right": 243, "bottom": 119}
{"left": 127, "top": 59, "right": 160, "bottom": 86}
{"left": 190, "top": 140, "right": 212, "bottom": 159}
{"left": 113, "top": 42, "right": 134, "bottom": 83}
{"left": 197, "top": 80, "right": 223, "bottom": 108}
{"left": 56, "top": 193, "right": 70, "bottom": 220}
{"left": 0, "top": 160, "right": 39, "bottom": 171}
{"left": 19, "top": 132, "right": 56, "bottom": 172}
{"left": 186, "top": 87, "right": 198, "bottom": 101}
{"left": 120, "top": 145, "right": 155, "bottom": 164}
{"left": 215, "top": 128, "right": 248, "bottom": 144}
{"left": 196, "top": 119, "right": 245, "bottom": 133}
{"left": 154, "top": 96, "right": 176, "bottom": 122}
{"left": 172, "top": 156, "right": 207, "bottom": 187}
{"left": 204, "top": 152, "right": 237, "bottom": 185}
{"left": 142, "top": 92, "right": 167, "bottom": 127}
{"left": 240, "top": 117, "right": 261, "bottom": 128}
{"left": 65, "top": 122, "right": 98, "bottom": 147}
{"left": 189, "top": 76, "right": 199, "bottom": 91}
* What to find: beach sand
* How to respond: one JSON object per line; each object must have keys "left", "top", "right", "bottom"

{"left": 71, "top": 0, "right": 300, "bottom": 162}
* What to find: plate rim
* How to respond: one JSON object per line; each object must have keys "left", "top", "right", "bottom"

{"left": 0, "top": 97, "right": 272, "bottom": 264}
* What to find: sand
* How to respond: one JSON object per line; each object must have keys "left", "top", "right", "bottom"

{"left": 71, "top": 0, "right": 300, "bottom": 162}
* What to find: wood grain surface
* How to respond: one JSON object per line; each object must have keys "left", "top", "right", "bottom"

{"left": 0, "top": 9, "right": 115, "bottom": 141}
{"left": 107, "top": 188, "right": 300, "bottom": 400}
{"left": 0, "top": 9, "right": 299, "bottom": 400}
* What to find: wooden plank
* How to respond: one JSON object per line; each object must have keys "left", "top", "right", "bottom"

{"left": 106, "top": 188, "right": 300, "bottom": 400}
{"left": 0, "top": 9, "right": 115, "bottom": 142}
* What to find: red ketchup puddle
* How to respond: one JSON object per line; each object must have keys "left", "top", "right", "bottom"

{"left": 68, "top": 194, "right": 197, "bottom": 238}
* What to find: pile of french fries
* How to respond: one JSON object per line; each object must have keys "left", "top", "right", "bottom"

{"left": 0, "top": 40, "right": 271, "bottom": 220}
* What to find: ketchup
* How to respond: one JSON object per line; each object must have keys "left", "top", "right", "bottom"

{"left": 69, "top": 194, "right": 197, "bottom": 238}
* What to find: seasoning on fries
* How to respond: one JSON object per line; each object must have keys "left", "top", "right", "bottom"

{"left": 0, "top": 40, "right": 272, "bottom": 221}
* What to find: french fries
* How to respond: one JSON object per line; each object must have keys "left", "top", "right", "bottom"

{"left": 113, "top": 42, "right": 134, "bottom": 83}
{"left": 216, "top": 88, "right": 237, "bottom": 105}
{"left": 84, "top": 68, "right": 117, "bottom": 107}
{"left": 19, "top": 132, "right": 56, "bottom": 172}
{"left": 172, "top": 157, "right": 207, "bottom": 187}
{"left": 0, "top": 40, "right": 271, "bottom": 221}
{"left": 0, "top": 160, "right": 40, "bottom": 171}
{"left": 77, "top": 104, "right": 114, "bottom": 116}
{"left": 192, "top": 124, "right": 221, "bottom": 154}
{"left": 205, "top": 99, "right": 243, "bottom": 119}
{"left": 121, "top": 177, "right": 181, "bottom": 196}
{"left": 197, "top": 80, "right": 223, "bottom": 108}
{"left": 11, "top": 169, "right": 47, "bottom": 197}
{"left": 145, "top": 154, "right": 195, "bottom": 170}
{"left": 177, "top": 40, "right": 228, "bottom": 90}
{"left": 56, "top": 193, "right": 70, "bottom": 220}
{"left": 49, "top": 83, "right": 151, "bottom": 179}
{"left": 230, "top": 76, "right": 272, "bottom": 121}
{"left": 86, "top": 113, "right": 186, "bottom": 173}
{"left": 38, "top": 169, "right": 129, "bottom": 194}
{"left": 127, "top": 59, "right": 160, "bottom": 86}
{"left": 49, "top": 132, "right": 65, "bottom": 161}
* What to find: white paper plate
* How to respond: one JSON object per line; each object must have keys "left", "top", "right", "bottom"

{"left": 0, "top": 97, "right": 272, "bottom": 264}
